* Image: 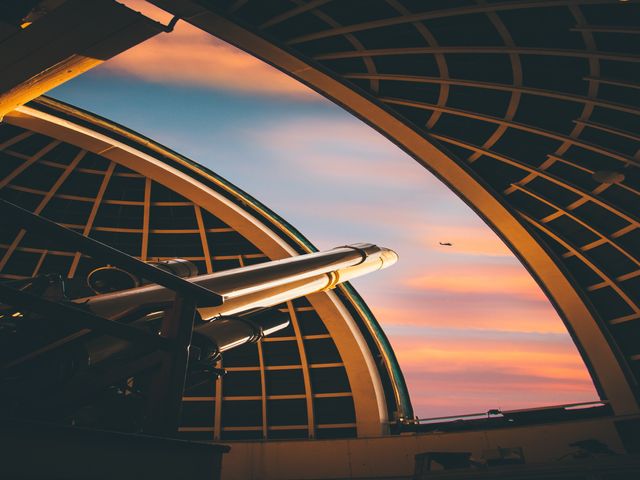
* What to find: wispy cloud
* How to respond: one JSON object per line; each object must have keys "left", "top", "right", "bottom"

{"left": 391, "top": 333, "right": 596, "bottom": 417}
{"left": 250, "top": 118, "right": 437, "bottom": 188}
{"left": 372, "top": 300, "right": 566, "bottom": 334}
{"left": 239, "top": 116, "right": 570, "bottom": 339}
{"left": 404, "top": 263, "right": 546, "bottom": 301}
{"left": 98, "top": 1, "right": 315, "bottom": 98}
{"left": 361, "top": 261, "right": 560, "bottom": 334}
{"left": 59, "top": 25, "right": 597, "bottom": 419}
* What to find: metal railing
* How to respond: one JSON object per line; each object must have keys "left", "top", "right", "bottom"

{"left": 414, "top": 401, "right": 610, "bottom": 425}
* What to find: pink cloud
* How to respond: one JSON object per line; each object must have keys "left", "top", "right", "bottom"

{"left": 250, "top": 119, "right": 438, "bottom": 187}
{"left": 255, "top": 118, "right": 397, "bottom": 151}
{"left": 395, "top": 338, "right": 587, "bottom": 379}
{"left": 404, "top": 263, "right": 547, "bottom": 301}
{"left": 98, "top": 1, "right": 315, "bottom": 98}
{"left": 360, "top": 261, "right": 562, "bottom": 334}
{"left": 372, "top": 302, "right": 566, "bottom": 334}
{"left": 104, "top": 3, "right": 595, "bottom": 418}
{"left": 408, "top": 373, "right": 596, "bottom": 418}
{"left": 390, "top": 334, "right": 597, "bottom": 417}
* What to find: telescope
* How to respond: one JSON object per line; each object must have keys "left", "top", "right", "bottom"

{"left": 76, "top": 243, "right": 397, "bottom": 368}
{"left": 0, "top": 243, "right": 397, "bottom": 426}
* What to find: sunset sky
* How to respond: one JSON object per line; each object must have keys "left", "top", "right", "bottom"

{"left": 50, "top": 1, "right": 598, "bottom": 418}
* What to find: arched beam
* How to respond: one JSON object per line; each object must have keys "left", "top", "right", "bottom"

{"left": 342, "top": 73, "right": 640, "bottom": 118}
{"left": 283, "top": 0, "right": 618, "bottom": 45}
{"left": 152, "top": 0, "right": 640, "bottom": 415}
{"left": 3, "top": 104, "right": 391, "bottom": 436}
{"left": 313, "top": 46, "right": 640, "bottom": 64}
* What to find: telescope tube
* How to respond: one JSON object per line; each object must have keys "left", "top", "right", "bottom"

{"left": 81, "top": 243, "right": 398, "bottom": 325}
{"left": 71, "top": 244, "right": 397, "bottom": 370}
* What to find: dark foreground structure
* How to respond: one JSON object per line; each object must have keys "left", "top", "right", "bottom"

{"left": 1, "top": 1, "right": 639, "bottom": 479}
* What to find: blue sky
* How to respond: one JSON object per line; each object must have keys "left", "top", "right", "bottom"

{"left": 49, "top": 7, "right": 597, "bottom": 417}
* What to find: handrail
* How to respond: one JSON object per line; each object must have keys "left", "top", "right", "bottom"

{"left": 415, "top": 401, "right": 609, "bottom": 424}
{"left": 0, "top": 199, "right": 223, "bottom": 306}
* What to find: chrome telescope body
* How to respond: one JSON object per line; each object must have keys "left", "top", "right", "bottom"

{"left": 0, "top": 243, "right": 397, "bottom": 424}
{"left": 69, "top": 243, "right": 396, "bottom": 365}
{"left": 82, "top": 243, "right": 398, "bottom": 323}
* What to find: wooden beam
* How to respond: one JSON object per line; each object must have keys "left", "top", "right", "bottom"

{"left": 571, "top": 25, "right": 640, "bottom": 34}
{"left": 381, "top": 96, "right": 640, "bottom": 168}
{"left": 512, "top": 184, "right": 639, "bottom": 268}
{"left": 67, "top": 161, "right": 116, "bottom": 278}
{"left": 194, "top": 205, "right": 213, "bottom": 274}
{"left": 286, "top": 0, "right": 613, "bottom": 44}
{"left": 0, "top": 0, "right": 160, "bottom": 118}
{"left": 0, "top": 147, "right": 84, "bottom": 271}
{"left": 0, "top": 139, "right": 60, "bottom": 189}
{"left": 519, "top": 211, "right": 639, "bottom": 315}
{"left": 287, "top": 300, "right": 315, "bottom": 438}
{"left": 315, "top": 46, "right": 640, "bottom": 64}
{"left": 584, "top": 75, "right": 640, "bottom": 90}
{"left": 343, "top": 73, "right": 640, "bottom": 117}
{"left": 431, "top": 132, "right": 639, "bottom": 227}
{"left": 141, "top": 177, "right": 151, "bottom": 261}
{"left": 259, "top": 0, "right": 331, "bottom": 29}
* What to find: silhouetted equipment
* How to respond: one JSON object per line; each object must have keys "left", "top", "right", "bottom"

{"left": 1, "top": 419, "right": 230, "bottom": 480}
{"left": 0, "top": 0, "right": 43, "bottom": 27}
{"left": 414, "top": 452, "right": 476, "bottom": 476}
{"left": 407, "top": 402, "right": 616, "bottom": 440}
{"left": 87, "top": 259, "right": 199, "bottom": 294}
{"left": 0, "top": 199, "right": 397, "bottom": 436}
{"left": 568, "top": 439, "right": 616, "bottom": 459}
{"left": 482, "top": 447, "right": 525, "bottom": 467}
{"left": 81, "top": 242, "right": 397, "bottom": 323}
{"left": 412, "top": 454, "right": 640, "bottom": 480}
{"left": 0, "top": 0, "right": 162, "bottom": 119}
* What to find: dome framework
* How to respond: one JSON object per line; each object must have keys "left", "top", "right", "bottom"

{"left": 2, "top": 2, "right": 640, "bottom": 477}
{"left": 149, "top": 0, "right": 640, "bottom": 416}
{"left": 0, "top": 97, "right": 410, "bottom": 440}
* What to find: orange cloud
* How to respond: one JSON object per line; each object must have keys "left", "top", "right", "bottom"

{"left": 372, "top": 302, "right": 566, "bottom": 334}
{"left": 102, "top": 4, "right": 594, "bottom": 417}
{"left": 251, "top": 119, "right": 437, "bottom": 186}
{"left": 98, "top": 2, "right": 315, "bottom": 98}
{"left": 397, "top": 343, "right": 586, "bottom": 381}
{"left": 408, "top": 374, "right": 596, "bottom": 418}
{"left": 256, "top": 118, "right": 397, "bottom": 151}
{"left": 363, "top": 261, "right": 560, "bottom": 334}
{"left": 389, "top": 334, "right": 597, "bottom": 416}
{"left": 404, "top": 263, "right": 547, "bottom": 301}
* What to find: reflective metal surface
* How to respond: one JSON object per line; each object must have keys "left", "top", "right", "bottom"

{"left": 82, "top": 243, "right": 398, "bottom": 323}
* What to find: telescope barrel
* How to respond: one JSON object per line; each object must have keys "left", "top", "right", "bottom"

{"left": 82, "top": 243, "right": 398, "bottom": 323}
{"left": 193, "top": 311, "right": 290, "bottom": 359}
{"left": 0, "top": 244, "right": 397, "bottom": 409}
{"left": 40, "top": 243, "right": 397, "bottom": 368}
{"left": 204, "top": 243, "right": 387, "bottom": 299}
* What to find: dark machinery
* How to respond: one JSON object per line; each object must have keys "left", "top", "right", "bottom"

{"left": 0, "top": 200, "right": 397, "bottom": 434}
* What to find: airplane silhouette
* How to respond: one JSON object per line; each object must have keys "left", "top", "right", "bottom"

{"left": 439, "top": 242, "right": 453, "bottom": 246}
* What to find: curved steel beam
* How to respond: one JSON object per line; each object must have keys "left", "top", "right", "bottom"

{"left": 284, "top": 0, "right": 618, "bottom": 45}
{"left": 152, "top": 0, "right": 640, "bottom": 415}
{"left": 3, "top": 103, "right": 393, "bottom": 437}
